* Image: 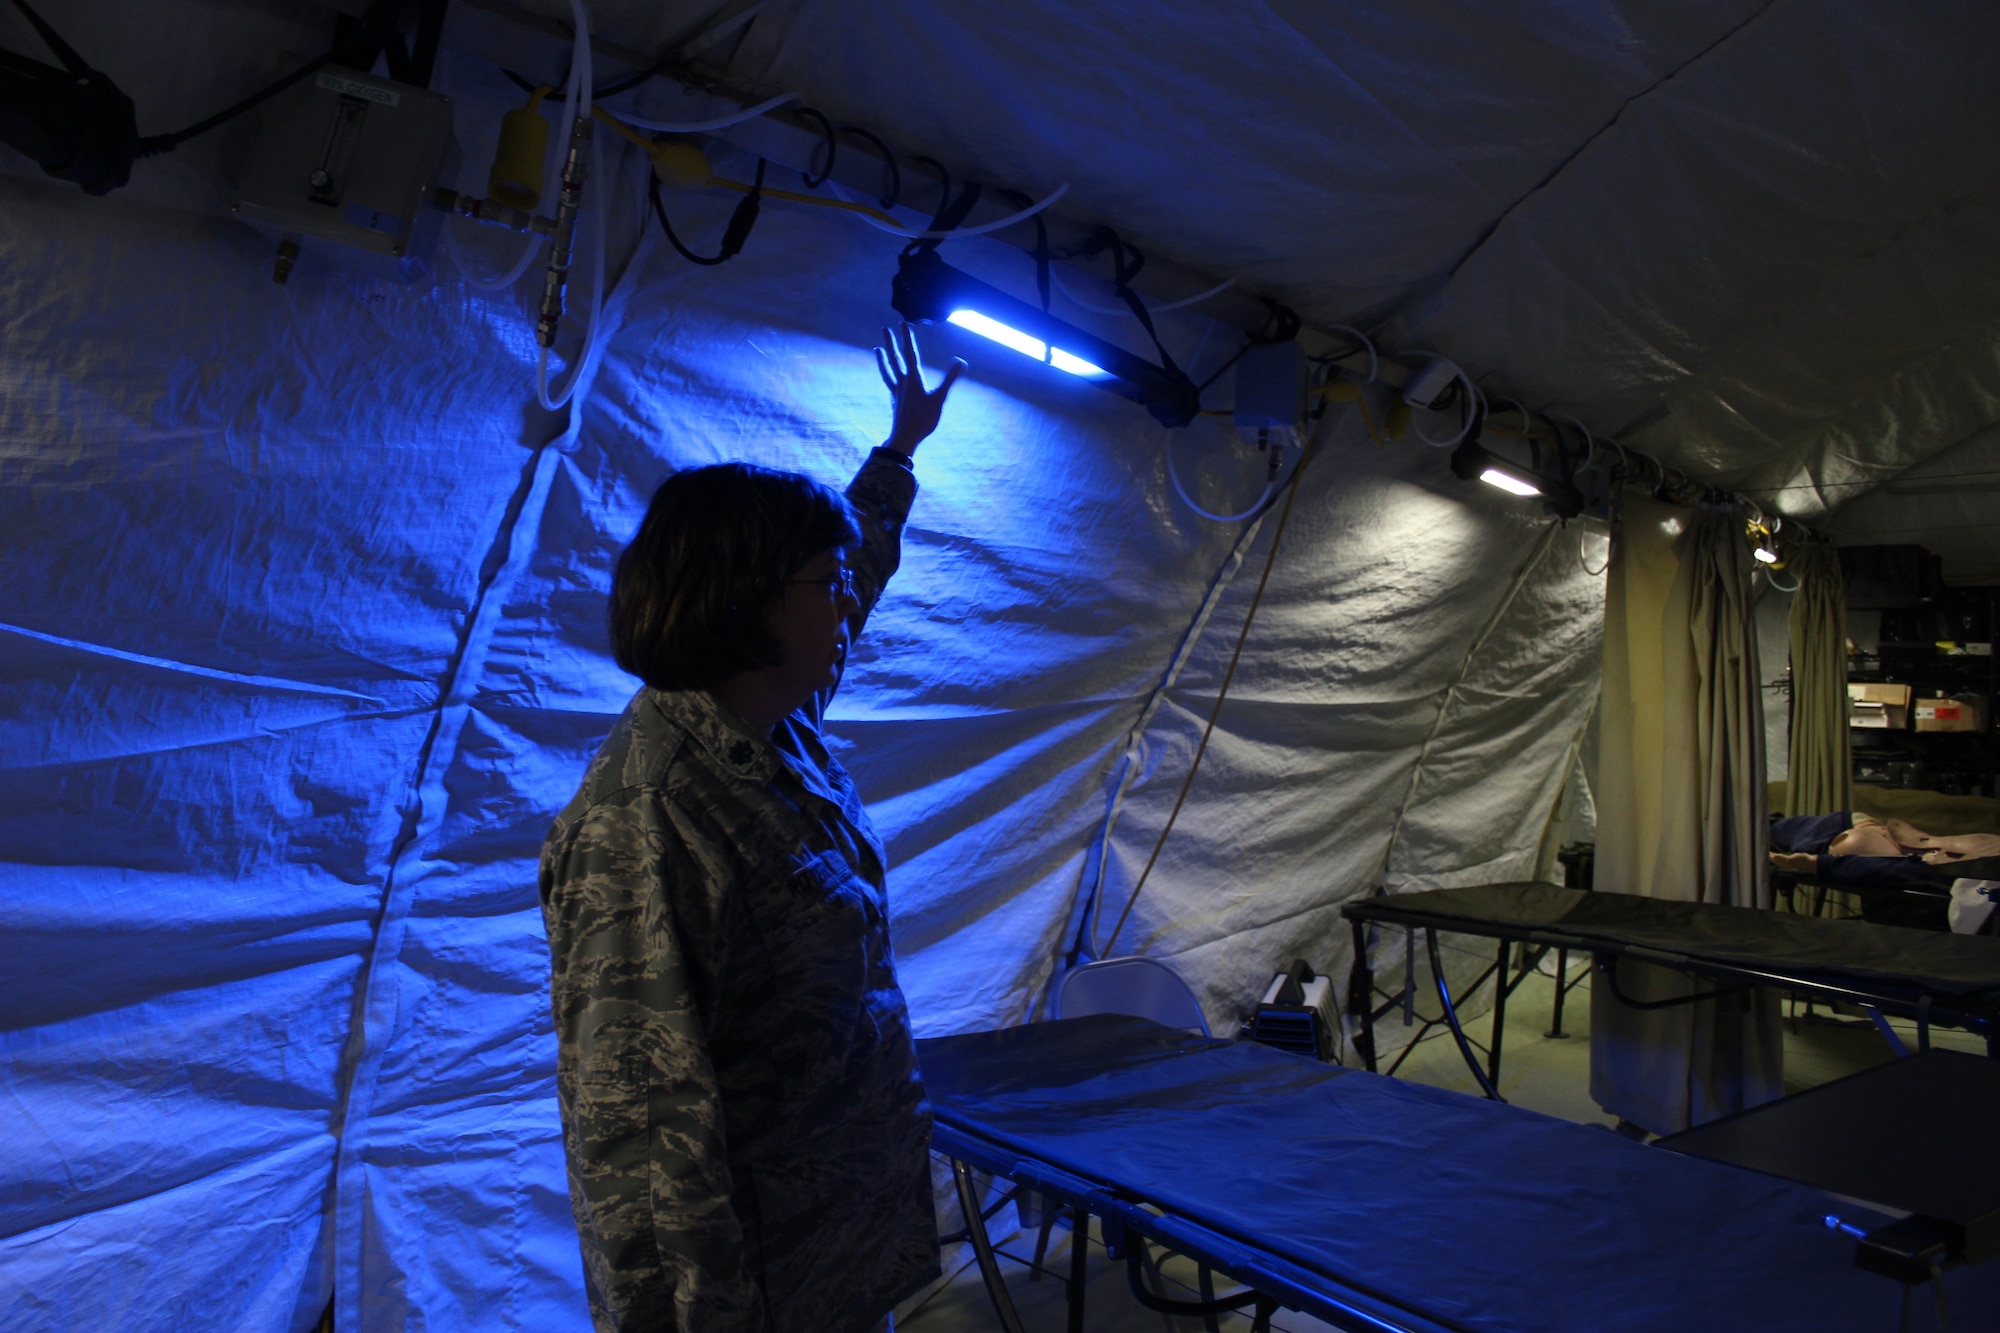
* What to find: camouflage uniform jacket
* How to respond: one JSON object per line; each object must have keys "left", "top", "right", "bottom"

{"left": 541, "top": 451, "right": 937, "bottom": 1333}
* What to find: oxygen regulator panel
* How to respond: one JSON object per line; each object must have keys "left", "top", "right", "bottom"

{"left": 234, "top": 67, "right": 454, "bottom": 276}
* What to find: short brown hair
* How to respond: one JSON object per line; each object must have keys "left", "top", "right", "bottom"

{"left": 609, "top": 463, "right": 860, "bottom": 691}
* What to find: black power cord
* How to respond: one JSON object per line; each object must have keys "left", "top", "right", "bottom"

{"left": 135, "top": 2, "right": 406, "bottom": 158}
{"left": 648, "top": 157, "right": 764, "bottom": 265}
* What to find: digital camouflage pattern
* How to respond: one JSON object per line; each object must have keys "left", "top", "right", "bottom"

{"left": 541, "top": 452, "right": 938, "bottom": 1333}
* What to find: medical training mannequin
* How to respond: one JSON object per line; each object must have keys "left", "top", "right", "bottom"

{"left": 540, "top": 324, "right": 962, "bottom": 1333}
{"left": 1770, "top": 811, "right": 2000, "bottom": 883}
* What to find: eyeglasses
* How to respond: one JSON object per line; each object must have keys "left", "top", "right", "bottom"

{"left": 788, "top": 567, "right": 856, "bottom": 600}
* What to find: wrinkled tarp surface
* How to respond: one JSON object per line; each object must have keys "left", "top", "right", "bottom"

{"left": 3, "top": 5, "right": 1602, "bottom": 1331}
{"left": 919, "top": 1015, "right": 1994, "bottom": 1332}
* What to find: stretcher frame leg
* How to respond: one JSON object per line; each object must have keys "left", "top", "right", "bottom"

{"left": 950, "top": 1158, "right": 1027, "bottom": 1333}
{"left": 1545, "top": 946, "right": 1571, "bottom": 1037}
{"left": 1427, "top": 928, "right": 1506, "bottom": 1101}
{"left": 1066, "top": 1204, "right": 1089, "bottom": 1333}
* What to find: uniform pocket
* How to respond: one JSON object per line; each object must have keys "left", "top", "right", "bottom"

{"left": 733, "top": 849, "right": 885, "bottom": 1135}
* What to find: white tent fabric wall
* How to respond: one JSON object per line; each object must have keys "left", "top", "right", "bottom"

{"left": 0, "top": 5, "right": 1607, "bottom": 1332}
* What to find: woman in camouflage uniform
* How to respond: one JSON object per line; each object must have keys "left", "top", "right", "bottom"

{"left": 541, "top": 325, "right": 963, "bottom": 1333}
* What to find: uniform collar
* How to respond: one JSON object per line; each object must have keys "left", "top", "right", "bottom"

{"left": 644, "top": 688, "right": 783, "bottom": 782}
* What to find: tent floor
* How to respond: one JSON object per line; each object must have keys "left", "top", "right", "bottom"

{"left": 900, "top": 964, "right": 1981, "bottom": 1332}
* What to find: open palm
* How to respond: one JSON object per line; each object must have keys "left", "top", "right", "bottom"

{"left": 876, "top": 322, "right": 964, "bottom": 456}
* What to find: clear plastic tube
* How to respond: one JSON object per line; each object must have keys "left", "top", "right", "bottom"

{"left": 612, "top": 91, "right": 803, "bottom": 134}
{"left": 832, "top": 180, "right": 1070, "bottom": 240}
{"left": 1323, "top": 324, "right": 1378, "bottom": 382}
{"left": 445, "top": 220, "right": 543, "bottom": 290}
{"left": 1412, "top": 362, "right": 1481, "bottom": 449}
{"left": 1050, "top": 267, "right": 1235, "bottom": 317}
{"left": 1165, "top": 427, "right": 1279, "bottom": 523}
{"left": 535, "top": 0, "right": 602, "bottom": 413}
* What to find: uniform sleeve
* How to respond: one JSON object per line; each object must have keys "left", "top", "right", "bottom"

{"left": 541, "top": 789, "right": 763, "bottom": 1333}
{"left": 806, "top": 448, "right": 918, "bottom": 723}
{"left": 843, "top": 447, "right": 917, "bottom": 639}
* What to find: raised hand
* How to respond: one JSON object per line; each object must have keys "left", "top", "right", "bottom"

{"left": 875, "top": 322, "right": 965, "bottom": 457}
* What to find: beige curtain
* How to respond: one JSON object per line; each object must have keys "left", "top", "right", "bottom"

{"left": 1785, "top": 543, "right": 1850, "bottom": 818}
{"left": 1589, "top": 497, "right": 1782, "bottom": 1134}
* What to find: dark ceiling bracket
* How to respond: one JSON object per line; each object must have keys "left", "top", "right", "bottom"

{"left": 336, "top": 0, "right": 450, "bottom": 89}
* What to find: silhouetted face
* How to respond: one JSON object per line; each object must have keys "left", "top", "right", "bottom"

{"left": 768, "top": 546, "right": 859, "bottom": 702}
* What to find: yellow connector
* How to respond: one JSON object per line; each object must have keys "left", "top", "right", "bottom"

{"left": 591, "top": 107, "right": 908, "bottom": 228}
{"left": 1386, "top": 400, "right": 1412, "bottom": 440}
{"left": 489, "top": 86, "right": 553, "bottom": 210}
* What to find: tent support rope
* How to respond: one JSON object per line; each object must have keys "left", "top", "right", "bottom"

{"left": 1099, "top": 445, "right": 1315, "bottom": 956}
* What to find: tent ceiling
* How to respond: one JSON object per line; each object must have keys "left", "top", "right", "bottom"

{"left": 16, "top": 0, "right": 1997, "bottom": 545}
{"left": 572, "top": 0, "right": 2000, "bottom": 545}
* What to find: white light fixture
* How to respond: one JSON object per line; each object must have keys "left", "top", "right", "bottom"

{"left": 1479, "top": 467, "right": 1542, "bottom": 498}
{"left": 1753, "top": 545, "right": 1780, "bottom": 564}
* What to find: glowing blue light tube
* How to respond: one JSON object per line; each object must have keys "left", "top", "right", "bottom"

{"left": 948, "top": 309, "right": 1045, "bottom": 359}
{"left": 1050, "top": 347, "right": 1108, "bottom": 378}
{"left": 948, "top": 310, "right": 1109, "bottom": 379}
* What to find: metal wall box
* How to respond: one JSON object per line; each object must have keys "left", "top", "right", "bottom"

{"left": 234, "top": 68, "right": 454, "bottom": 257}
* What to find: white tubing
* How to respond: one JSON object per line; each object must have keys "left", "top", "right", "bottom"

{"left": 1325, "top": 324, "right": 1378, "bottom": 382}
{"left": 1050, "top": 267, "right": 1235, "bottom": 317}
{"left": 1165, "top": 428, "right": 1278, "bottom": 523}
{"left": 1413, "top": 363, "right": 1481, "bottom": 449}
{"left": 840, "top": 181, "right": 1070, "bottom": 240}
{"left": 445, "top": 221, "right": 543, "bottom": 290}
{"left": 613, "top": 90, "right": 802, "bottom": 134}
{"left": 535, "top": 176, "right": 605, "bottom": 411}
{"left": 535, "top": 0, "right": 603, "bottom": 413}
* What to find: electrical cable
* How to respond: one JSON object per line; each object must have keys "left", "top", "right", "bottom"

{"left": 837, "top": 124, "right": 899, "bottom": 207}
{"left": 1196, "top": 341, "right": 1255, "bottom": 394}
{"left": 1165, "top": 427, "right": 1280, "bottom": 523}
{"left": 131, "top": 5, "right": 398, "bottom": 156}
{"left": 1578, "top": 526, "right": 1611, "bottom": 577}
{"left": 501, "top": 1, "right": 773, "bottom": 103}
{"left": 792, "top": 105, "right": 835, "bottom": 187}
{"left": 1100, "top": 442, "right": 1314, "bottom": 956}
{"left": 590, "top": 106, "right": 905, "bottom": 234}
{"left": 1312, "top": 380, "right": 1388, "bottom": 447}
{"left": 648, "top": 157, "right": 765, "bottom": 264}
{"left": 1318, "top": 325, "right": 1378, "bottom": 382}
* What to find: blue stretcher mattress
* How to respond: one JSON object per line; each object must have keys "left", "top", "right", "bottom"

{"left": 917, "top": 1015, "right": 1997, "bottom": 1332}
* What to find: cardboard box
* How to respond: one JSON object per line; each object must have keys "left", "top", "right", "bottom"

{"left": 1914, "top": 695, "right": 1989, "bottom": 733}
{"left": 1849, "top": 682, "right": 1912, "bottom": 729}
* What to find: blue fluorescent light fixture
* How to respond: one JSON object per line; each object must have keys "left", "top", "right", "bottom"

{"left": 947, "top": 309, "right": 1044, "bottom": 360}
{"left": 1049, "top": 347, "right": 1108, "bottom": 378}
{"left": 894, "top": 250, "right": 1198, "bottom": 424}
{"left": 946, "top": 310, "right": 1111, "bottom": 379}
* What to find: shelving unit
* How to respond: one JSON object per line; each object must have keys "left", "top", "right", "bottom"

{"left": 1847, "top": 585, "right": 1998, "bottom": 798}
